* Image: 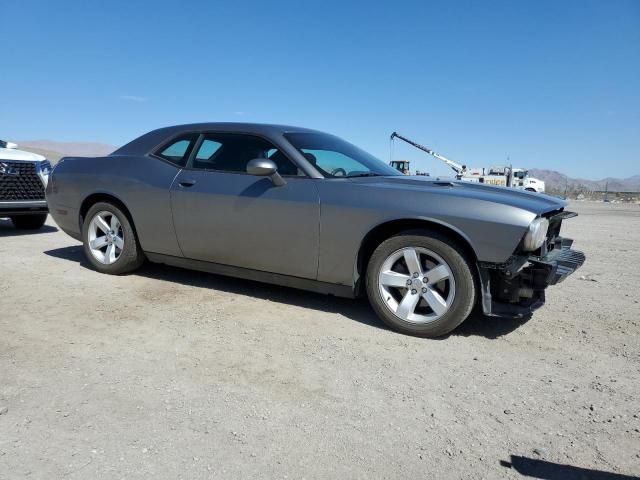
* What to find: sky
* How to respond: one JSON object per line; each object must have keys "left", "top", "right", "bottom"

{"left": 1, "top": 0, "right": 638, "bottom": 180}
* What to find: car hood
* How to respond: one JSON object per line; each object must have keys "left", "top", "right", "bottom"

{"left": 0, "top": 147, "right": 46, "bottom": 162}
{"left": 350, "top": 175, "right": 565, "bottom": 215}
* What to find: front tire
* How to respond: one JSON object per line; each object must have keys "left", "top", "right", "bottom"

{"left": 82, "top": 202, "right": 144, "bottom": 274}
{"left": 366, "top": 231, "right": 477, "bottom": 338}
{"left": 11, "top": 214, "right": 47, "bottom": 230}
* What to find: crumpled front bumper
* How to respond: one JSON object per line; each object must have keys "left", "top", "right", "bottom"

{"left": 527, "top": 238, "right": 586, "bottom": 286}
{"left": 479, "top": 237, "right": 585, "bottom": 318}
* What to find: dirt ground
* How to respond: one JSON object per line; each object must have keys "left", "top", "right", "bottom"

{"left": 1, "top": 201, "right": 639, "bottom": 479}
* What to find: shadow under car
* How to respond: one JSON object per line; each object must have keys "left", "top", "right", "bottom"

{"left": 43, "top": 244, "right": 532, "bottom": 338}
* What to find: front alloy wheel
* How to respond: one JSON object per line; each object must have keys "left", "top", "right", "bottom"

{"left": 366, "top": 231, "right": 477, "bottom": 337}
{"left": 378, "top": 247, "right": 456, "bottom": 324}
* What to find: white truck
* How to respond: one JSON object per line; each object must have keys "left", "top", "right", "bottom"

{"left": 390, "top": 132, "right": 545, "bottom": 193}
{"left": 0, "top": 140, "right": 52, "bottom": 229}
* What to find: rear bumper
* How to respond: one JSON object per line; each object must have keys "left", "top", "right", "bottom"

{"left": 0, "top": 200, "right": 48, "bottom": 216}
{"left": 479, "top": 237, "right": 585, "bottom": 318}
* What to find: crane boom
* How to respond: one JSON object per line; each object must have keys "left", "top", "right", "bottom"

{"left": 390, "top": 132, "right": 466, "bottom": 175}
{"left": 389, "top": 132, "right": 547, "bottom": 192}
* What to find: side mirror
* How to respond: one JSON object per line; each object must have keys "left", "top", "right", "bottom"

{"left": 246, "top": 158, "right": 286, "bottom": 186}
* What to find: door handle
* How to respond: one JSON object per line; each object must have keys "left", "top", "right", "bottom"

{"left": 179, "top": 180, "right": 196, "bottom": 187}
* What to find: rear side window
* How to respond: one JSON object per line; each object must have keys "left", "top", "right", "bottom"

{"left": 154, "top": 134, "right": 198, "bottom": 167}
{"left": 195, "top": 139, "right": 222, "bottom": 160}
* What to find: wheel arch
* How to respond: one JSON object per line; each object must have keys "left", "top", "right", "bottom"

{"left": 355, "top": 218, "right": 479, "bottom": 295}
{"left": 79, "top": 192, "right": 138, "bottom": 237}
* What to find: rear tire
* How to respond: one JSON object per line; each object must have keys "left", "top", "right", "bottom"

{"left": 10, "top": 214, "right": 47, "bottom": 230}
{"left": 82, "top": 202, "right": 144, "bottom": 274}
{"left": 366, "top": 230, "right": 477, "bottom": 338}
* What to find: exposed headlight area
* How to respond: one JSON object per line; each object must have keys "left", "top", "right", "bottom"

{"left": 522, "top": 217, "right": 549, "bottom": 251}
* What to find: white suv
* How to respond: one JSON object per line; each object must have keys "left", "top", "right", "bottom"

{"left": 0, "top": 140, "right": 52, "bottom": 229}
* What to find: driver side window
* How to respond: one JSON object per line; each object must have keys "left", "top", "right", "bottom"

{"left": 299, "top": 149, "right": 367, "bottom": 177}
{"left": 190, "top": 133, "right": 303, "bottom": 176}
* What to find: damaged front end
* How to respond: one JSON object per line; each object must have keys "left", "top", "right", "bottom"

{"left": 479, "top": 210, "right": 586, "bottom": 318}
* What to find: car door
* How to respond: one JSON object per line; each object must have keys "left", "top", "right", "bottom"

{"left": 170, "top": 132, "right": 320, "bottom": 280}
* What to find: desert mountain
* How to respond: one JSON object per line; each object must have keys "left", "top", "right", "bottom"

{"left": 529, "top": 169, "right": 640, "bottom": 193}
{"left": 16, "top": 140, "right": 117, "bottom": 163}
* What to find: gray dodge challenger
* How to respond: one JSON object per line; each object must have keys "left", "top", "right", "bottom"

{"left": 46, "top": 123, "right": 585, "bottom": 337}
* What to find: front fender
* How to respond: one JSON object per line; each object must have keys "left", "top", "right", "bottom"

{"left": 316, "top": 181, "right": 537, "bottom": 287}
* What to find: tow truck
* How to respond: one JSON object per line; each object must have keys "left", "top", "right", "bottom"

{"left": 389, "top": 132, "right": 545, "bottom": 193}
{"left": 389, "top": 160, "right": 430, "bottom": 176}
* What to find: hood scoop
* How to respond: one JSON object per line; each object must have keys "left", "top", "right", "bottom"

{"left": 431, "top": 181, "right": 455, "bottom": 187}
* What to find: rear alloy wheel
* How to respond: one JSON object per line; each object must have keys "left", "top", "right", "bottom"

{"left": 88, "top": 211, "right": 125, "bottom": 265}
{"left": 82, "top": 202, "right": 144, "bottom": 274}
{"left": 366, "top": 231, "right": 476, "bottom": 337}
{"left": 10, "top": 214, "right": 47, "bottom": 230}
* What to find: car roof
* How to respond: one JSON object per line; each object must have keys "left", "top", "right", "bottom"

{"left": 112, "top": 122, "right": 323, "bottom": 156}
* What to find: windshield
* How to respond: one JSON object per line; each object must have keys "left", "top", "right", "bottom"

{"left": 284, "top": 132, "right": 401, "bottom": 178}
{"left": 513, "top": 170, "right": 528, "bottom": 179}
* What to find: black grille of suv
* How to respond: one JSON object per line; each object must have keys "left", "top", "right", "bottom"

{"left": 0, "top": 162, "right": 45, "bottom": 201}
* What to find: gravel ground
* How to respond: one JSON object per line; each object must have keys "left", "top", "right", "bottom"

{"left": 1, "top": 201, "right": 639, "bottom": 479}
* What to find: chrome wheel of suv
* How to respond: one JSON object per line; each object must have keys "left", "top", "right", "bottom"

{"left": 377, "top": 246, "right": 456, "bottom": 324}
{"left": 88, "top": 211, "right": 124, "bottom": 265}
